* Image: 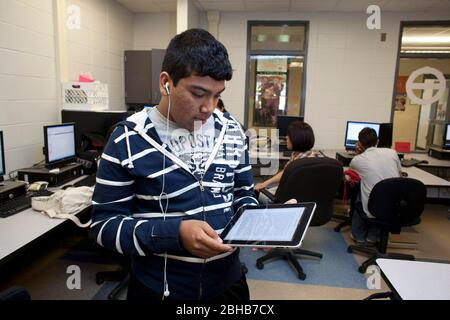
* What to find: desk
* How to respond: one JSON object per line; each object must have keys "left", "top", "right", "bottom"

{"left": 249, "top": 150, "right": 290, "bottom": 177}
{"left": 403, "top": 152, "right": 450, "bottom": 180}
{"left": 322, "top": 149, "right": 450, "bottom": 199}
{"left": 0, "top": 175, "right": 91, "bottom": 266}
{"left": 376, "top": 258, "right": 450, "bottom": 300}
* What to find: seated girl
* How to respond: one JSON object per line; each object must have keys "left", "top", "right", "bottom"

{"left": 255, "top": 121, "right": 320, "bottom": 203}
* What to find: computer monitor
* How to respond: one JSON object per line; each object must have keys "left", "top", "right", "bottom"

{"left": 444, "top": 124, "right": 450, "bottom": 149}
{"left": 276, "top": 116, "right": 304, "bottom": 138}
{"left": 0, "top": 131, "right": 5, "bottom": 182}
{"left": 61, "top": 110, "right": 127, "bottom": 153}
{"left": 378, "top": 123, "right": 393, "bottom": 148}
{"left": 43, "top": 123, "right": 76, "bottom": 169}
{"left": 344, "top": 121, "right": 381, "bottom": 150}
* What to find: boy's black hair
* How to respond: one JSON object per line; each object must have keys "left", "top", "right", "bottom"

{"left": 162, "top": 28, "right": 232, "bottom": 86}
{"left": 287, "top": 121, "right": 315, "bottom": 152}
{"left": 358, "top": 127, "right": 378, "bottom": 149}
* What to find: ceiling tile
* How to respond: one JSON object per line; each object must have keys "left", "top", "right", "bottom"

{"left": 244, "top": 0, "right": 290, "bottom": 12}
{"left": 200, "top": 1, "right": 246, "bottom": 11}
{"left": 290, "top": 0, "right": 340, "bottom": 11}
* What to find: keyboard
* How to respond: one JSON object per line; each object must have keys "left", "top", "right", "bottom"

{"left": 73, "top": 174, "right": 97, "bottom": 187}
{"left": 0, "top": 190, "right": 54, "bottom": 218}
{"left": 401, "top": 158, "right": 422, "bottom": 167}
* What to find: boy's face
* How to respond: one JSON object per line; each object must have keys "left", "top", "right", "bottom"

{"left": 169, "top": 75, "right": 225, "bottom": 131}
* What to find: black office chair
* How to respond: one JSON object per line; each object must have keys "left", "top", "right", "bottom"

{"left": 95, "top": 250, "right": 130, "bottom": 300}
{"left": 347, "top": 177, "right": 426, "bottom": 273}
{"left": 0, "top": 286, "right": 31, "bottom": 300}
{"left": 256, "top": 157, "right": 343, "bottom": 280}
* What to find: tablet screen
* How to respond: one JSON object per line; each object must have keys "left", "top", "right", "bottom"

{"left": 223, "top": 207, "right": 304, "bottom": 241}
{"left": 220, "top": 202, "right": 316, "bottom": 248}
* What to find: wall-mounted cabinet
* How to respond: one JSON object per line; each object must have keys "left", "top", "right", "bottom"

{"left": 124, "top": 49, "right": 165, "bottom": 108}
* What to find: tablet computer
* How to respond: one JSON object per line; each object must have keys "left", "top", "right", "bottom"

{"left": 220, "top": 202, "right": 316, "bottom": 248}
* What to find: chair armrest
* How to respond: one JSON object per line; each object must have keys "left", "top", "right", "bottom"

{"left": 260, "top": 188, "right": 276, "bottom": 203}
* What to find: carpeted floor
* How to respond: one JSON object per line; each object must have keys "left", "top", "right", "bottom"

{"left": 239, "top": 226, "right": 367, "bottom": 288}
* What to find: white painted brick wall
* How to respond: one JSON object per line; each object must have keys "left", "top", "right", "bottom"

{"left": 0, "top": 0, "right": 58, "bottom": 174}
{"left": 133, "top": 13, "right": 176, "bottom": 50}
{"left": 66, "top": 0, "right": 133, "bottom": 111}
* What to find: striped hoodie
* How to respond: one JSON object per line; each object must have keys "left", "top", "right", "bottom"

{"left": 90, "top": 108, "right": 258, "bottom": 299}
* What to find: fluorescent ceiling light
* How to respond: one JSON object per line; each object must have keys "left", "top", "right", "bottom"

{"left": 289, "top": 62, "right": 303, "bottom": 68}
{"left": 402, "top": 36, "right": 450, "bottom": 44}
{"left": 257, "top": 34, "right": 267, "bottom": 42}
{"left": 278, "top": 35, "right": 290, "bottom": 42}
{"left": 401, "top": 50, "right": 450, "bottom": 53}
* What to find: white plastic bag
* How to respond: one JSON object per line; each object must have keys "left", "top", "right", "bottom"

{"left": 32, "top": 187, "right": 93, "bottom": 228}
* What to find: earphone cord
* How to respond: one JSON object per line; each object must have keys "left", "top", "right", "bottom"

{"left": 160, "top": 89, "right": 171, "bottom": 300}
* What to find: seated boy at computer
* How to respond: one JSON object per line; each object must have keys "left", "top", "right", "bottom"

{"left": 349, "top": 127, "right": 402, "bottom": 244}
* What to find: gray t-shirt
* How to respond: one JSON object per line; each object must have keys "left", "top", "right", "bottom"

{"left": 147, "top": 107, "right": 215, "bottom": 177}
{"left": 350, "top": 147, "right": 401, "bottom": 218}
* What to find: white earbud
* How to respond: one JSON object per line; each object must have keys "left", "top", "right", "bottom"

{"left": 164, "top": 289, "right": 170, "bottom": 297}
{"left": 164, "top": 82, "right": 170, "bottom": 95}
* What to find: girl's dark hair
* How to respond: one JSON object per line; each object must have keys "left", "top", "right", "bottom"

{"left": 287, "top": 121, "right": 315, "bottom": 152}
{"left": 217, "top": 99, "right": 226, "bottom": 112}
{"left": 162, "top": 28, "right": 233, "bottom": 86}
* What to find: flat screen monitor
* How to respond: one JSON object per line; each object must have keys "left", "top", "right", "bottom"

{"left": 345, "top": 121, "right": 380, "bottom": 150}
{"left": 444, "top": 124, "right": 450, "bottom": 149}
{"left": 0, "top": 131, "right": 5, "bottom": 182}
{"left": 61, "top": 110, "right": 127, "bottom": 153}
{"left": 276, "top": 116, "right": 304, "bottom": 138}
{"left": 44, "top": 123, "right": 76, "bottom": 169}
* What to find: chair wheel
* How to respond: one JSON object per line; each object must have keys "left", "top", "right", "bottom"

{"left": 358, "top": 265, "right": 366, "bottom": 273}
{"left": 298, "top": 273, "right": 306, "bottom": 280}
{"left": 347, "top": 247, "right": 353, "bottom": 253}
{"left": 256, "top": 261, "right": 264, "bottom": 270}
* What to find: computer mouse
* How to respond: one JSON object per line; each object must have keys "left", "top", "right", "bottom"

{"left": 421, "top": 160, "right": 429, "bottom": 164}
{"left": 401, "top": 172, "right": 408, "bottom": 177}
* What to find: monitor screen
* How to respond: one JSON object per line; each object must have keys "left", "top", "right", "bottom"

{"left": 445, "top": 124, "right": 450, "bottom": 148}
{"left": 345, "top": 121, "right": 380, "bottom": 150}
{"left": 276, "top": 116, "right": 304, "bottom": 138}
{"left": 61, "top": 110, "right": 127, "bottom": 153}
{"left": 0, "top": 131, "right": 5, "bottom": 178}
{"left": 44, "top": 123, "right": 76, "bottom": 166}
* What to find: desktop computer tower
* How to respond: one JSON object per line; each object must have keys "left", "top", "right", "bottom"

{"left": 378, "top": 123, "right": 393, "bottom": 148}
{"left": 336, "top": 152, "right": 354, "bottom": 166}
{"left": 18, "top": 163, "right": 84, "bottom": 187}
{"left": 428, "top": 147, "right": 450, "bottom": 160}
{"left": 0, "top": 181, "right": 27, "bottom": 202}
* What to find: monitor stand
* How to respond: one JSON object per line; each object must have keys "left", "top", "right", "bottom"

{"left": 45, "top": 158, "right": 77, "bottom": 170}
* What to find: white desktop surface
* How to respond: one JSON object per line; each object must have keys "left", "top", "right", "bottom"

{"left": 377, "top": 258, "right": 450, "bottom": 300}
{"left": 0, "top": 208, "right": 67, "bottom": 261}
{"left": 404, "top": 152, "right": 450, "bottom": 168}
{"left": 402, "top": 166, "right": 450, "bottom": 188}
{"left": 0, "top": 175, "right": 92, "bottom": 262}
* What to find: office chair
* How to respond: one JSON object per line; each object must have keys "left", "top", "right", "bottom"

{"left": 0, "top": 286, "right": 31, "bottom": 300}
{"left": 256, "top": 157, "right": 343, "bottom": 280}
{"left": 347, "top": 177, "right": 426, "bottom": 273}
{"left": 95, "top": 253, "right": 130, "bottom": 300}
